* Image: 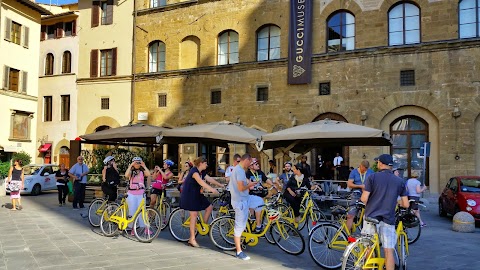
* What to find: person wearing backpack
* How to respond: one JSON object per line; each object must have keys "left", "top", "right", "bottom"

{"left": 102, "top": 156, "right": 120, "bottom": 202}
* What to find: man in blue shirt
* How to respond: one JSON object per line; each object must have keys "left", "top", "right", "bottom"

{"left": 68, "top": 156, "right": 89, "bottom": 209}
{"left": 346, "top": 160, "right": 374, "bottom": 232}
{"left": 361, "top": 154, "right": 409, "bottom": 270}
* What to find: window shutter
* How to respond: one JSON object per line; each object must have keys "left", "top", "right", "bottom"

{"left": 5, "top": 18, "right": 12, "bottom": 41}
{"left": 92, "top": 1, "right": 100, "bottom": 27}
{"left": 23, "top": 26, "right": 29, "bottom": 48}
{"left": 55, "top": 22, "right": 63, "bottom": 38}
{"left": 90, "top": 49, "right": 98, "bottom": 77}
{"left": 21, "top": 71, "right": 27, "bottom": 93}
{"left": 72, "top": 20, "right": 77, "bottom": 36}
{"left": 111, "top": 47, "right": 117, "bottom": 76}
{"left": 106, "top": 0, "right": 114, "bottom": 25}
{"left": 3, "top": 66, "right": 10, "bottom": 89}
{"left": 41, "top": 25, "right": 46, "bottom": 41}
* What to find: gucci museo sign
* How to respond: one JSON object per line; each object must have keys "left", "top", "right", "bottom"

{"left": 288, "top": 0, "right": 313, "bottom": 85}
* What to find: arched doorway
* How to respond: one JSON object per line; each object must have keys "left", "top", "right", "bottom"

{"left": 59, "top": 146, "right": 70, "bottom": 168}
{"left": 312, "top": 113, "right": 349, "bottom": 179}
{"left": 390, "top": 116, "right": 429, "bottom": 185}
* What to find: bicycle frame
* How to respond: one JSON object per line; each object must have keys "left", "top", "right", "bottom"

{"left": 328, "top": 205, "right": 365, "bottom": 251}
{"left": 282, "top": 191, "right": 317, "bottom": 227}
{"left": 396, "top": 221, "right": 410, "bottom": 255}
{"left": 107, "top": 196, "right": 147, "bottom": 231}
{"left": 180, "top": 211, "right": 210, "bottom": 235}
{"left": 242, "top": 215, "right": 286, "bottom": 247}
{"left": 355, "top": 233, "right": 384, "bottom": 269}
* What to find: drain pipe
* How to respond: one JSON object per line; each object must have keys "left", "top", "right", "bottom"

{"left": 130, "top": 0, "right": 137, "bottom": 125}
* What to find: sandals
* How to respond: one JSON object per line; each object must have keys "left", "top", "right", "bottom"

{"left": 421, "top": 223, "right": 427, "bottom": 228}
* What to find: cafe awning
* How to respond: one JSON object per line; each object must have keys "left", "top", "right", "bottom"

{"left": 38, "top": 143, "right": 52, "bottom": 152}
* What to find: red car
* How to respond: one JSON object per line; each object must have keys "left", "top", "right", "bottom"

{"left": 439, "top": 176, "right": 480, "bottom": 221}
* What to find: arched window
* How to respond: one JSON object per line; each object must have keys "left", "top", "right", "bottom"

{"left": 459, "top": 0, "right": 480, "bottom": 38}
{"left": 388, "top": 2, "right": 420, "bottom": 46}
{"left": 62, "top": 51, "right": 72, "bottom": 74}
{"left": 391, "top": 116, "right": 429, "bottom": 185}
{"left": 180, "top": 36, "right": 200, "bottom": 69}
{"left": 149, "top": 41, "right": 166, "bottom": 72}
{"left": 327, "top": 11, "right": 355, "bottom": 52}
{"left": 45, "top": 53, "right": 54, "bottom": 75}
{"left": 257, "top": 25, "right": 281, "bottom": 61}
{"left": 218, "top": 30, "right": 239, "bottom": 65}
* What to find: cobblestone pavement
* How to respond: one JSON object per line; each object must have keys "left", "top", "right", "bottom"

{"left": 1, "top": 193, "right": 479, "bottom": 270}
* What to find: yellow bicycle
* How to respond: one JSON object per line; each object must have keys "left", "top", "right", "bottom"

{"left": 151, "top": 183, "right": 173, "bottom": 231}
{"left": 341, "top": 207, "right": 412, "bottom": 270}
{"left": 209, "top": 204, "right": 305, "bottom": 255}
{"left": 100, "top": 192, "right": 162, "bottom": 243}
{"left": 168, "top": 208, "right": 210, "bottom": 242}
{"left": 282, "top": 186, "right": 328, "bottom": 232}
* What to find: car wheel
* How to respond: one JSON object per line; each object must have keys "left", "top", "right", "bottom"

{"left": 438, "top": 199, "right": 447, "bottom": 217}
{"left": 31, "top": 184, "right": 41, "bottom": 196}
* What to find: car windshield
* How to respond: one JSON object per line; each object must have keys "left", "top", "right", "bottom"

{"left": 24, "top": 166, "right": 42, "bottom": 176}
{"left": 460, "top": 178, "right": 480, "bottom": 193}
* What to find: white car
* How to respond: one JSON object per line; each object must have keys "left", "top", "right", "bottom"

{"left": 6, "top": 164, "right": 60, "bottom": 195}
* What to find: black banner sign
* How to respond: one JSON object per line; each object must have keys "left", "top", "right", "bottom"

{"left": 288, "top": 0, "right": 313, "bottom": 85}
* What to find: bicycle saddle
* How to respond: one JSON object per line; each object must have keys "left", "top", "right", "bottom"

{"left": 331, "top": 208, "right": 346, "bottom": 216}
{"left": 364, "top": 217, "right": 380, "bottom": 224}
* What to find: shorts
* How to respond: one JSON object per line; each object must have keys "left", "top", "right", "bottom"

{"left": 347, "top": 192, "right": 362, "bottom": 216}
{"left": 408, "top": 196, "right": 420, "bottom": 210}
{"left": 361, "top": 220, "right": 396, "bottom": 249}
{"left": 151, "top": 188, "right": 164, "bottom": 196}
{"left": 231, "top": 196, "right": 264, "bottom": 237}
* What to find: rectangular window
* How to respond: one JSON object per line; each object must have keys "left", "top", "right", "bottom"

{"left": 100, "top": 49, "right": 113, "bottom": 76}
{"left": 11, "top": 21, "right": 21, "bottom": 45}
{"left": 44, "top": 96, "right": 52, "bottom": 122}
{"left": 8, "top": 68, "right": 20, "bottom": 92}
{"left": 101, "top": 0, "right": 113, "bottom": 25}
{"left": 158, "top": 94, "right": 167, "bottom": 107}
{"left": 211, "top": 90, "right": 221, "bottom": 104}
{"left": 319, "top": 82, "right": 331, "bottom": 95}
{"left": 101, "top": 97, "right": 110, "bottom": 110}
{"left": 256, "top": 87, "right": 268, "bottom": 102}
{"left": 61, "top": 95, "right": 70, "bottom": 121}
{"left": 64, "top": 21, "right": 73, "bottom": 36}
{"left": 47, "top": 25, "right": 55, "bottom": 39}
{"left": 400, "top": 70, "right": 415, "bottom": 86}
{"left": 101, "top": 2, "right": 108, "bottom": 25}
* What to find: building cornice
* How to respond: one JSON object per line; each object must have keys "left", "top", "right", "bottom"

{"left": 16, "top": 0, "right": 53, "bottom": 15}
{"left": 0, "top": 89, "right": 37, "bottom": 101}
{"left": 135, "top": 38, "right": 480, "bottom": 81}
{"left": 41, "top": 11, "right": 78, "bottom": 22}
{"left": 77, "top": 75, "right": 132, "bottom": 84}
{"left": 39, "top": 73, "right": 77, "bottom": 79}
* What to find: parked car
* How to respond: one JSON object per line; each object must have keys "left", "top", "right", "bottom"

{"left": 5, "top": 164, "right": 59, "bottom": 196}
{"left": 438, "top": 176, "right": 480, "bottom": 221}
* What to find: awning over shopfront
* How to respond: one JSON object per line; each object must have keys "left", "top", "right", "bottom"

{"left": 39, "top": 143, "right": 52, "bottom": 152}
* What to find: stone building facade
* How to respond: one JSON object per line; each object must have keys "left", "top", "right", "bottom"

{"left": 133, "top": 0, "right": 480, "bottom": 193}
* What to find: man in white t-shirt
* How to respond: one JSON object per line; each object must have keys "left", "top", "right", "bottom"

{"left": 225, "top": 154, "right": 241, "bottom": 183}
{"left": 333, "top": 153, "right": 343, "bottom": 180}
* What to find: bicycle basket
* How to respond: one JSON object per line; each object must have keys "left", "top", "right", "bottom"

{"left": 401, "top": 213, "right": 420, "bottom": 228}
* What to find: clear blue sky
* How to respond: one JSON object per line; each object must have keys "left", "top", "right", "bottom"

{"left": 36, "top": 0, "right": 78, "bottom": 5}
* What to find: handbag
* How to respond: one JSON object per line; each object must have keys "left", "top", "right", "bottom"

{"left": 7, "top": 181, "right": 21, "bottom": 192}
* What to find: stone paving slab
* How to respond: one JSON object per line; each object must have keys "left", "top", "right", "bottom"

{"left": 1, "top": 192, "right": 480, "bottom": 269}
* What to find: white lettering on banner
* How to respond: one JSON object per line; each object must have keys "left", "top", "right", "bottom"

{"left": 295, "top": 1, "right": 305, "bottom": 64}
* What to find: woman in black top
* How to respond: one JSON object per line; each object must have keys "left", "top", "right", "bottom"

{"left": 283, "top": 164, "right": 312, "bottom": 223}
{"left": 55, "top": 164, "right": 70, "bottom": 206}
{"left": 7, "top": 159, "right": 24, "bottom": 211}
{"left": 180, "top": 157, "right": 222, "bottom": 248}
{"left": 102, "top": 156, "right": 120, "bottom": 202}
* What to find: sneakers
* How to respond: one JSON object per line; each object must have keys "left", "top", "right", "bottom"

{"left": 236, "top": 251, "right": 250, "bottom": 261}
{"left": 254, "top": 226, "right": 263, "bottom": 233}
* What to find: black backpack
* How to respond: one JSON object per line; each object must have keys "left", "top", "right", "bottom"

{"left": 106, "top": 167, "right": 120, "bottom": 186}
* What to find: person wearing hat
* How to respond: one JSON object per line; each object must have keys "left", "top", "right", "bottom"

{"left": 361, "top": 154, "right": 409, "bottom": 270}
{"left": 125, "top": 157, "right": 151, "bottom": 234}
{"left": 150, "top": 159, "right": 174, "bottom": 209}
{"left": 102, "top": 156, "right": 120, "bottom": 202}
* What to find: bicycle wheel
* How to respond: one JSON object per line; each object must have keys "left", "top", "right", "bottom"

{"left": 158, "top": 201, "right": 171, "bottom": 231}
{"left": 341, "top": 238, "right": 375, "bottom": 270}
{"left": 210, "top": 198, "right": 221, "bottom": 219}
{"left": 209, "top": 216, "right": 236, "bottom": 251}
{"left": 404, "top": 222, "right": 421, "bottom": 245}
{"left": 297, "top": 204, "right": 307, "bottom": 231}
{"left": 398, "top": 234, "right": 407, "bottom": 270}
{"left": 307, "top": 209, "right": 328, "bottom": 232}
{"left": 88, "top": 198, "right": 105, "bottom": 227}
{"left": 278, "top": 203, "right": 294, "bottom": 219}
{"left": 169, "top": 208, "right": 196, "bottom": 242}
{"left": 309, "top": 223, "right": 347, "bottom": 269}
{"left": 100, "top": 204, "right": 121, "bottom": 237}
{"left": 134, "top": 208, "right": 162, "bottom": 243}
{"left": 271, "top": 221, "right": 305, "bottom": 255}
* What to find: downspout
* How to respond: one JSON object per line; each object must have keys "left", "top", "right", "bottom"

{"left": 130, "top": 0, "right": 137, "bottom": 125}
{"left": 0, "top": 0, "right": 3, "bottom": 41}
